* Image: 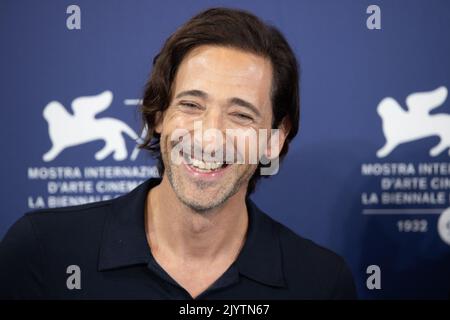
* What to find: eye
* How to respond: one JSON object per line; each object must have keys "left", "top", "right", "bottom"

{"left": 232, "top": 113, "right": 254, "bottom": 122}
{"left": 180, "top": 102, "right": 200, "bottom": 109}
{"left": 178, "top": 101, "right": 204, "bottom": 114}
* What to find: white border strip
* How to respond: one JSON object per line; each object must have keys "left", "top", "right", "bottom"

{"left": 362, "top": 208, "right": 445, "bottom": 215}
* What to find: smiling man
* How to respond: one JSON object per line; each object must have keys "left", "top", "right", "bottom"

{"left": 0, "top": 7, "right": 356, "bottom": 299}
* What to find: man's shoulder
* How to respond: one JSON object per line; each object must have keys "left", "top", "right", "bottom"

{"left": 25, "top": 198, "right": 114, "bottom": 224}
{"left": 274, "top": 218, "right": 345, "bottom": 267}
{"left": 258, "top": 210, "right": 346, "bottom": 267}
{"left": 20, "top": 199, "right": 112, "bottom": 236}
{"left": 0, "top": 197, "right": 119, "bottom": 299}
{"left": 259, "top": 211, "right": 357, "bottom": 299}
{"left": 2, "top": 198, "right": 115, "bottom": 255}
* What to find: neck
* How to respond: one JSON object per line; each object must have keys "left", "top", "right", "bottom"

{"left": 145, "top": 176, "right": 249, "bottom": 262}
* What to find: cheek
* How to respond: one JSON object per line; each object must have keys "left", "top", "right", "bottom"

{"left": 231, "top": 127, "right": 271, "bottom": 164}
{"left": 159, "top": 114, "right": 192, "bottom": 150}
{"left": 162, "top": 111, "right": 199, "bottom": 135}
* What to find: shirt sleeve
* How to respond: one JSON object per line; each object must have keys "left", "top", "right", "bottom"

{"left": 0, "top": 214, "right": 46, "bottom": 299}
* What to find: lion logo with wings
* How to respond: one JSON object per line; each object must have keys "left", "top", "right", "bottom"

{"left": 43, "top": 90, "right": 139, "bottom": 162}
{"left": 377, "top": 86, "right": 450, "bottom": 158}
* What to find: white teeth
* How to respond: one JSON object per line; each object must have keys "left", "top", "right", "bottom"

{"left": 188, "top": 156, "right": 223, "bottom": 171}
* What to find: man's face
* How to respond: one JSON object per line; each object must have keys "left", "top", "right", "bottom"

{"left": 157, "top": 45, "right": 275, "bottom": 212}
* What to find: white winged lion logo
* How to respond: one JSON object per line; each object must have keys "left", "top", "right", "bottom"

{"left": 377, "top": 86, "right": 450, "bottom": 158}
{"left": 43, "top": 90, "right": 139, "bottom": 162}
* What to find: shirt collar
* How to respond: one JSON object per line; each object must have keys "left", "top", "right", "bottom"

{"left": 98, "top": 178, "right": 286, "bottom": 288}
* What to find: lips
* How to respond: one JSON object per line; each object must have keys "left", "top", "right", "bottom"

{"left": 188, "top": 157, "right": 225, "bottom": 171}
{"left": 179, "top": 150, "right": 230, "bottom": 178}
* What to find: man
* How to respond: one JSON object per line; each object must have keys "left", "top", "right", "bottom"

{"left": 0, "top": 7, "right": 356, "bottom": 299}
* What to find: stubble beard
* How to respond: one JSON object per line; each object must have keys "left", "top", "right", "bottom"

{"left": 161, "top": 136, "right": 256, "bottom": 214}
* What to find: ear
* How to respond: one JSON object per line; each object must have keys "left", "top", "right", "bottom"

{"left": 264, "top": 117, "right": 291, "bottom": 160}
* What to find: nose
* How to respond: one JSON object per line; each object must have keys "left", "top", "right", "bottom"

{"left": 202, "top": 106, "right": 224, "bottom": 130}
{"left": 199, "top": 107, "right": 226, "bottom": 153}
{"left": 203, "top": 106, "right": 225, "bottom": 134}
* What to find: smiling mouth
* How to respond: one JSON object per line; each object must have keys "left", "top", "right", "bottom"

{"left": 180, "top": 150, "right": 230, "bottom": 173}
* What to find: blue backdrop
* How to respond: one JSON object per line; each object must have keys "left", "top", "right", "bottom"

{"left": 1, "top": 0, "right": 450, "bottom": 299}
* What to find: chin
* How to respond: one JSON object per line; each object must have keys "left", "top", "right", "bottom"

{"left": 178, "top": 193, "right": 227, "bottom": 213}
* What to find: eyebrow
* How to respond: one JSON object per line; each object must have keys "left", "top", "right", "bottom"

{"left": 175, "top": 89, "right": 261, "bottom": 118}
{"left": 175, "top": 89, "right": 207, "bottom": 100}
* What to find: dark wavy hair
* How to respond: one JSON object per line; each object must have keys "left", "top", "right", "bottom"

{"left": 139, "top": 7, "right": 300, "bottom": 194}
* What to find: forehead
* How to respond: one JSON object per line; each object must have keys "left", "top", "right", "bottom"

{"left": 173, "top": 45, "right": 273, "bottom": 104}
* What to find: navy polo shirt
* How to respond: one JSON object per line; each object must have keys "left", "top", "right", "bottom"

{"left": 0, "top": 178, "right": 356, "bottom": 299}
